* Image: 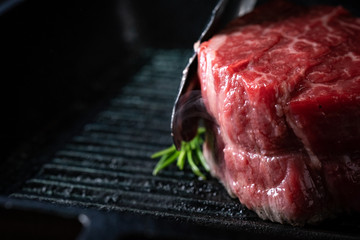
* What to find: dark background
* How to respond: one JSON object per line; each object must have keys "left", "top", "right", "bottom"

{"left": 0, "top": 0, "right": 218, "bottom": 163}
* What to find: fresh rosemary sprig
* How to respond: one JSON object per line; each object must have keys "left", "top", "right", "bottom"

{"left": 151, "top": 127, "right": 209, "bottom": 180}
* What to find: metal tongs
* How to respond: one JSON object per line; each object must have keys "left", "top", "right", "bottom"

{"left": 171, "top": 0, "right": 257, "bottom": 149}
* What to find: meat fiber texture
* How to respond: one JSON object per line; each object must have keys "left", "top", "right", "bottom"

{"left": 198, "top": 1, "right": 360, "bottom": 225}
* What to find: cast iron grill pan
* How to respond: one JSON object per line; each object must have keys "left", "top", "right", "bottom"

{"left": 11, "top": 49, "right": 360, "bottom": 239}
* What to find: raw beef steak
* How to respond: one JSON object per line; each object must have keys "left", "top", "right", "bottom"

{"left": 198, "top": 1, "right": 360, "bottom": 225}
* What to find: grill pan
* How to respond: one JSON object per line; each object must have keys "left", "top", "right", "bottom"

{"left": 4, "top": 49, "right": 360, "bottom": 240}
{"left": 1, "top": 0, "right": 360, "bottom": 239}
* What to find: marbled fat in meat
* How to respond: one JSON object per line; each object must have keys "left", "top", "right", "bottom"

{"left": 198, "top": 1, "right": 360, "bottom": 224}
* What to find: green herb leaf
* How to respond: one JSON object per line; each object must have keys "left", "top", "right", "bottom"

{"left": 151, "top": 127, "right": 209, "bottom": 180}
{"left": 151, "top": 145, "right": 176, "bottom": 159}
{"left": 152, "top": 151, "right": 180, "bottom": 175}
{"left": 177, "top": 144, "right": 186, "bottom": 170}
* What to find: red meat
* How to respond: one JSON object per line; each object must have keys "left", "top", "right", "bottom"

{"left": 198, "top": 1, "right": 360, "bottom": 224}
